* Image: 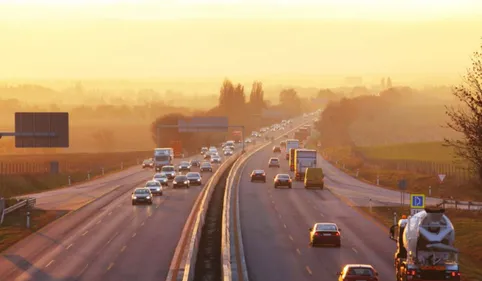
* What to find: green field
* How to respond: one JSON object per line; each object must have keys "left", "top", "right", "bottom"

{"left": 357, "top": 141, "right": 459, "bottom": 163}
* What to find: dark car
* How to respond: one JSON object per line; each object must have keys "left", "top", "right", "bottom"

{"left": 144, "top": 180, "right": 163, "bottom": 196}
{"left": 337, "top": 264, "right": 379, "bottom": 281}
{"left": 309, "top": 223, "right": 341, "bottom": 247}
{"left": 142, "top": 159, "right": 153, "bottom": 169}
{"left": 131, "top": 188, "right": 153, "bottom": 205}
{"left": 250, "top": 170, "right": 266, "bottom": 182}
{"left": 274, "top": 174, "right": 292, "bottom": 188}
{"left": 272, "top": 146, "right": 281, "bottom": 153}
{"left": 161, "top": 165, "right": 176, "bottom": 179}
{"left": 204, "top": 153, "right": 212, "bottom": 160}
{"left": 190, "top": 159, "right": 201, "bottom": 167}
{"left": 153, "top": 173, "right": 169, "bottom": 186}
{"left": 200, "top": 162, "right": 213, "bottom": 172}
{"left": 178, "top": 161, "right": 191, "bottom": 171}
{"left": 173, "top": 175, "right": 189, "bottom": 188}
{"left": 186, "top": 172, "right": 202, "bottom": 185}
{"left": 268, "top": 157, "right": 280, "bottom": 168}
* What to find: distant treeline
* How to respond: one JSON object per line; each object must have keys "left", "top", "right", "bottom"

{"left": 315, "top": 87, "right": 461, "bottom": 148}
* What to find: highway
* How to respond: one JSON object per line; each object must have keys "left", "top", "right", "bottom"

{"left": 238, "top": 143, "right": 397, "bottom": 281}
{"left": 0, "top": 154, "right": 224, "bottom": 281}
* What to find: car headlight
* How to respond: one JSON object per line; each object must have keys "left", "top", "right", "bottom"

{"left": 132, "top": 196, "right": 137, "bottom": 199}
{"left": 173, "top": 181, "right": 177, "bottom": 184}
{"left": 157, "top": 188, "right": 161, "bottom": 191}
{"left": 184, "top": 181, "right": 188, "bottom": 184}
{"left": 197, "top": 178, "right": 201, "bottom": 181}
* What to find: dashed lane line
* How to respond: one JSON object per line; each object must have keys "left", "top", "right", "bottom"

{"left": 352, "top": 247, "right": 358, "bottom": 254}
{"left": 289, "top": 235, "right": 293, "bottom": 241}
{"left": 296, "top": 248, "right": 301, "bottom": 255}
{"left": 121, "top": 246, "right": 127, "bottom": 252}
{"left": 132, "top": 233, "right": 136, "bottom": 238}
{"left": 305, "top": 266, "right": 312, "bottom": 275}
{"left": 66, "top": 243, "right": 73, "bottom": 250}
{"left": 82, "top": 231, "right": 88, "bottom": 236}
{"left": 107, "top": 263, "right": 114, "bottom": 271}
{"left": 45, "top": 260, "right": 54, "bottom": 268}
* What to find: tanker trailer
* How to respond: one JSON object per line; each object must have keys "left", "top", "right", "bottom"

{"left": 389, "top": 208, "right": 461, "bottom": 281}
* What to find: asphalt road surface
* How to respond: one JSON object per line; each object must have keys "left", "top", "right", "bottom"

{"left": 239, "top": 144, "right": 397, "bottom": 281}
{"left": 0, "top": 153, "right": 227, "bottom": 281}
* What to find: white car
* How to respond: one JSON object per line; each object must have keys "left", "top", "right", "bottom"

{"left": 211, "top": 155, "right": 221, "bottom": 163}
{"left": 144, "top": 180, "right": 163, "bottom": 196}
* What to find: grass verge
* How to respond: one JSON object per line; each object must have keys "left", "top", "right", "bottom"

{"left": 322, "top": 146, "right": 482, "bottom": 202}
{"left": 0, "top": 150, "right": 152, "bottom": 198}
{"left": 357, "top": 142, "right": 456, "bottom": 163}
{"left": 357, "top": 206, "right": 482, "bottom": 281}
{"left": 0, "top": 208, "right": 68, "bottom": 253}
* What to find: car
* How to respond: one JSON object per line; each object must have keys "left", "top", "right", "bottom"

{"left": 161, "top": 165, "right": 176, "bottom": 179}
{"left": 268, "top": 157, "right": 280, "bottom": 167}
{"left": 178, "top": 161, "right": 191, "bottom": 171}
{"left": 274, "top": 174, "right": 292, "bottom": 188}
{"left": 272, "top": 146, "right": 281, "bottom": 153}
{"left": 250, "top": 170, "right": 266, "bottom": 182}
{"left": 142, "top": 159, "right": 153, "bottom": 169}
{"left": 309, "top": 222, "right": 341, "bottom": 247}
{"left": 190, "top": 159, "right": 201, "bottom": 167}
{"left": 152, "top": 173, "right": 169, "bottom": 186}
{"left": 245, "top": 138, "right": 252, "bottom": 143}
{"left": 224, "top": 149, "right": 233, "bottom": 156}
{"left": 173, "top": 175, "right": 189, "bottom": 188}
{"left": 144, "top": 180, "right": 163, "bottom": 196}
{"left": 201, "top": 147, "right": 208, "bottom": 155}
{"left": 211, "top": 155, "right": 221, "bottom": 163}
{"left": 200, "top": 162, "right": 213, "bottom": 172}
{"left": 337, "top": 264, "right": 379, "bottom": 281}
{"left": 131, "top": 188, "right": 153, "bottom": 205}
{"left": 186, "top": 172, "right": 202, "bottom": 185}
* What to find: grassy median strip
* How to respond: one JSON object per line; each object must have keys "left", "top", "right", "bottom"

{"left": 357, "top": 206, "right": 482, "bottom": 281}
{"left": 0, "top": 209, "right": 68, "bottom": 253}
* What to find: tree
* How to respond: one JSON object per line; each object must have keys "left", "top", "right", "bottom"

{"left": 279, "top": 88, "right": 301, "bottom": 117}
{"left": 249, "top": 81, "right": 266, "bottom": 113}
{"left": 445, "top": 41, "right": 482, "bottom": 183}
{"left": 386, "top": 77, "right": 393, "bottom": 88}
{"left": 381, "top": 78, "right": 386, "bottom": 90}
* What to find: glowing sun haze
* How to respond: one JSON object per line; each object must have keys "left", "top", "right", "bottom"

{"left": 0, "top": 0, "right": 481, "bottom": 81}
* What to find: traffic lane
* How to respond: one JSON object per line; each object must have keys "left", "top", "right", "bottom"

{"left": 239, "top": 147, "right": 312, "bottom": 281}
{"left": 270, "top": 154, "right": 396, "bottom": 279}
{"left": 0, "top": 161, "right": 210, "bottom": 279}
{"left": 240, "top": 145, "right": 396, "bottom": 281}
{"left": 30, "top": 157, "right": 194, "bottom": 211}
{"left": 320, "top": 157, "right": 442, "bottom": 206}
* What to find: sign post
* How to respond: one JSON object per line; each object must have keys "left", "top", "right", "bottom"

{"left": 410, "top": 194, "right": 425, "bottom": 216}
{"left": 398, "top": 179, "right": 407, "bottom": 206}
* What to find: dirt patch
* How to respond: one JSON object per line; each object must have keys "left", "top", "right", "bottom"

{"left": 357, "top": 206, "right": 482, "bottom": 281}
{"left": 0, "top": 208, "right": 68, "bottom": 253}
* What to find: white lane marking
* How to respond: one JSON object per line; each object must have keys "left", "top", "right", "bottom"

{"left": 107, "top": 263, "right": 114, "bottom": 271}
{"left": 296, "top": 248, "right": 301, "bottom": 255}
{"left": 45, "top": 260, "right": 54, "bottom": 268}
{"left": 320, "top": 213, "right": 325, "bottom": 217}
{"left": 121, "top": 246, "right": 127, "bottom": 252}
{"left": 141, "top": 222, "right": 145, "bottom": 226}
{"left": 78, "top": 264, "right": 89, "bottom": 277}
{"left": 352, "top": 247, "right": 358, "bottom": 254}
{"left": 283, "top": 224, "right": 287, "bottom": 228}
{"left": 271, "top": 200, "right": 275, "bottom": 204}
{"left": 305, "top": 266, "right": 312, "bottom": 275}
{"left": 66, "top": 243, "right": 73, "bottom": 250}
{"left": 289, "top": 235, "right": 293, "bottom": 241}
{"left": 132, "top": 233, "right": 136, "bottom": 238}
{"left": 82, "top": 231, "right": 88, "bottom": 236}
{"left": 156, "top": 205, "right": 160, "bottom": 209}
{"left": 96, "top": 220, "right": 102, "bottom": 225}
{"left": 278, "top": 214, "right": 282, "bottom": 218}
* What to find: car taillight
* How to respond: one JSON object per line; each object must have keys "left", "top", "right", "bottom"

{"left": 451, "top": 272, "right": 461, "bottom": 277}
{"left": 407, "top": 270, "right": 416, "bottom": 276}
{"left": 288, "top": 179, "right": 292, "bottom": 182}
{"left": 262, "top": 173, "right": 265, "bottom": 176}
{"left": 335, "top": 232, "right": 340, "bottom": 236}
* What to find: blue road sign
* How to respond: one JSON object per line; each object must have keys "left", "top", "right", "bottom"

{"left": 410, "top": 194, "right": 425, "bottom": 209}
{"left": 398, "top": 179, "right": 407, "bottom": 190}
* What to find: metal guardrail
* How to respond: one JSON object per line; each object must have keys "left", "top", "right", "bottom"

{"left": 165, "top": 144, "right": 258, "bottom": 281}
{"left": 222, "top": 122, "right": 309, "bottom": 281}
{"left": 436, "top": 199, "right": 482, "bottom": 210}
{"left": 0, "top": 198, "right": 36, "bottom": 225}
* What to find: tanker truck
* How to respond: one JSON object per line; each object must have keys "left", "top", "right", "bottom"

{"left": 389, "top": 208, "right": 461, "bottom": 281}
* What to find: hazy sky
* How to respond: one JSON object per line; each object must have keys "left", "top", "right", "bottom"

{"left": 0, "top": 0, "right": 481, "bottom": 79}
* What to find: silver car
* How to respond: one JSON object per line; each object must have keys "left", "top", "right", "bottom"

{"left": 211, "top": 155, "right": 221, "bottom": 163}
{"left": 161, "top": 165, "right": 176, "bottom": 179}
{"left": 153, "top": 173, "right": 168, "bottom": 186}
{"left": 178, "top": 161, "right": 191, "bottom": 171}
{"left": 145, "top": 180, "right": 163, "bottom": 196}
